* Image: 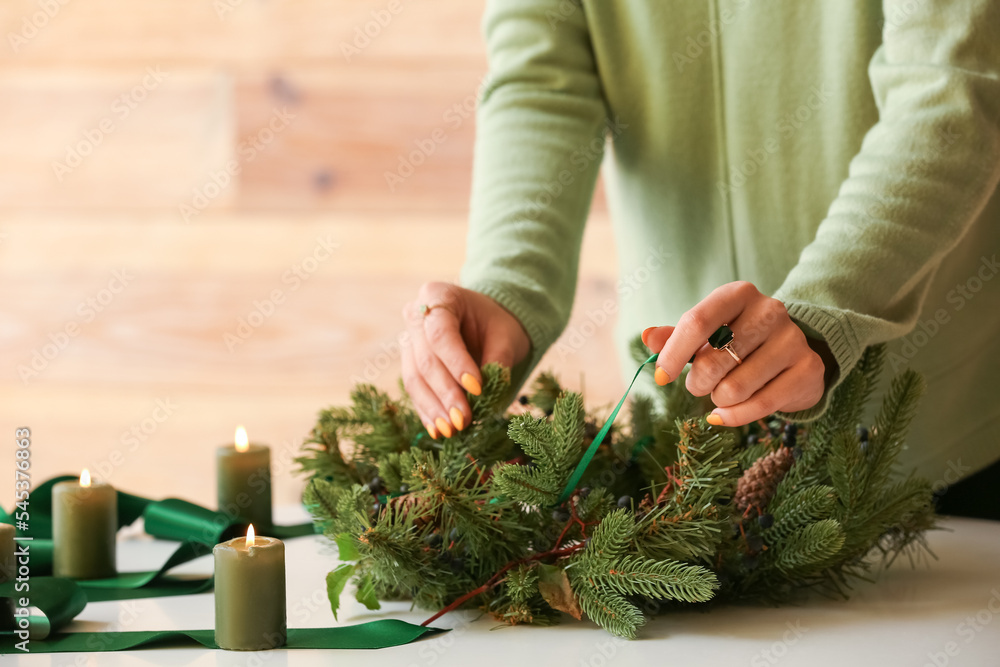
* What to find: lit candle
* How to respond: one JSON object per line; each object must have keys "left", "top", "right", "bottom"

{"left": 52, "top": 469, "right": 117, "bottom": 579}
{"left": 214, "top": 524, "right": 286, "bottom": 650}
{"left": 217, "top": 426, "right": 273, "bottom": 531}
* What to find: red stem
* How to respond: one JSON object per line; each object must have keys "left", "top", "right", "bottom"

{"left": 420, "top": 542, "right": 585, "bottom": 626}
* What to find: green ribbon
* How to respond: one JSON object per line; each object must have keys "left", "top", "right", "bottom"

{"left": 555, "top": 353, "right": 659, "bottom": 505}
{"left": 0, "top": 578, "right": 86, "bottom": 638}
{"left": 0, "top": 620, "right": 446, "bottom": 654}
{"left": 1, "top": 477, "right": 315, "bottom": 610}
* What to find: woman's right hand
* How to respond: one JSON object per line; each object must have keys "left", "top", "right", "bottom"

{"left": 401, "top": 282, "right": 531, "bottom": 439}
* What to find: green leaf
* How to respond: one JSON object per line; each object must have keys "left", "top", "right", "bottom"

{"left": 335, "top": 533, "right": 360, "bottom": 561}
{"left": 354, "top": 573, "right": 381, "bottom": 611}
{"left": 326, "top": 563, "right": 355, "bottom": 620}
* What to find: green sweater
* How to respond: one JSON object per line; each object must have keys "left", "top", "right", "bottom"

{"left": 459, "top": 0, "right": 1000, "bottom": 483}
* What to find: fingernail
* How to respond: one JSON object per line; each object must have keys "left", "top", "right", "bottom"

{"left": 425, "top": 422, "right": 439, "bottom": 440}
{"left": 707, "top": 413, "right": 724, "bottom": 426}
{"left": 435, "top": 416, "right": 453, "bottom": 438}
{"left": 450, "top": 406, "right": 465, "bottom": 431}
{"left": 654, "top": 367, "right": 670, "bottom": 386}
{"left": 460, "top": 373, "right": 482, "bottom": 396}
{"left": 641, "top": 326, "right": 656, "bottom": 347}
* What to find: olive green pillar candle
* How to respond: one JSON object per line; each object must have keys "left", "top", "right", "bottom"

{"left": 0, "top": 522, "right": 14, "bottom": 582}
{"left": 0, "top": 523, "right": 14, "bottom": 631}
{"left": 52, "top": 471, "right": 117, "bottom": 580}
{"left": 217, "top": 426, "right": 273, "bottom": 531}
{"left": 214, "top": 528, "right": 286, "bottom": 650}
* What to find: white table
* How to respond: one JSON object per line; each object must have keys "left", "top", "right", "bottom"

{"left": 11, "top": 511, "right": 1000, "bottom": 666}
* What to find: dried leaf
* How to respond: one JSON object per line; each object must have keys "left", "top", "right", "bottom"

{"left": 537, "top": 564, "right": 582, "bottom": 620}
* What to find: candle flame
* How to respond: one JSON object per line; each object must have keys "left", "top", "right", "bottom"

{"left": 235, "top": 425, "right": 249, "bottom": 453}
{"left": 80, "top": 469, "right": 91, "bottom": 487}
{"left": 246, "top": 523, "right": 255, "bottom": 547}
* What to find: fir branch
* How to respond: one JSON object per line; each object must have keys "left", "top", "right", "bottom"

{"left": 774, "top": 519, "right": 845, "bottom": 576}
{"left": 470, "top": 363, "right": 512, "bottom": 422}
{"left": 590, "top": 555, "right": 718, "bottom": 603}
{"left": 572, "top": 572, "right": 646, "bottom": 639}
{"left": 529, "top": 372, "right": 563, "bottom": 414}
{"left": 866, "top": 369, "right": 925, "bottom": 491}
{"left": 583, "top": 509, "right": 635, "bottom": 566}
{"left": 767, "top": 485, "right": 836, "bottom": 547}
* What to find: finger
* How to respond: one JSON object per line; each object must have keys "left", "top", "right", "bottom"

{"left": 706, "top": 356, "right": 825, "bottom": 427}
{"left": 422, "top": 306, "right": 483, "bottom": 397}
{"left": 708, "top": 327, "right": 803, "bottom": 407}
{"left": 656, "top": 282, "right": 758, "bottom": 386}
{"left": 403, "top": 303, "right": 471, "bottom": 433}
{"left": 400, "top": 332, "right": 447, "bottom": 439}
{"left": 685, "top": 297, "right": 787, "bottom": 397}
{"left": 641, "top": 325, "right": 675, "bottom": 352}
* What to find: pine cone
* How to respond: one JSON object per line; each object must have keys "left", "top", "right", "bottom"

{"left": 735, "top": 446, "right": 794, "bottom": 513}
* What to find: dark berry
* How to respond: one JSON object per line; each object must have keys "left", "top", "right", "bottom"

{"left": 423, "top": 533, "right": 443, "bottom": 548}
{"left": 449, "top": 527, "right": 461, "bottom": 543}
{"left": 792, "top": 445, "right": 803, "bottom": 461}
{"left": 518, "top": 395, "right": 529, "bottom": 405}
{"left": 784, "top": 423, "right": 798, "bottom": 437}
{"left": 370, "top": 502, "right": 381, "bottom": 514}
{"left": 436, "top": 550, "right": 453, "bottom": 564}
{"left": 782, "top": 432, "right": 796, "bottom": 448}
{"left": 745, "top": 533, "right": 764, "bottom": 554}
{"left": 746, "top": 433, "right": 758, "bottom": 447}
{"left": 552, "top": 508, "right": 571, "bottom": 522}
{"left": 577, "top": 487, "right": 592, "bottom": 499}
{"left": 860, "top": 440, "right": 869, "bottom": 454}
{"left": 757, "top": 513, "right": 774, "bottom": 529}
{"left": 857, "top": 426, "right": 870, "bottom": 442}
{"left": 450, "top": 557, "right": 465, "bottom": 573}
{"left": 368, "top": 476, "right": 383, "bottom": 491}
{"left": 398, "top": 484, "right": 409, "bottom": 494}
{"left": 617, "top": 495, "right": 632, "bottom": 509}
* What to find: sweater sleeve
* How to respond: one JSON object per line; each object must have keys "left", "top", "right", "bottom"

{"left": 459, "top": 0, "right": 609, "bottom": 389}
{"left": 773, "top": 0, "right": 1000, "bottom": 420}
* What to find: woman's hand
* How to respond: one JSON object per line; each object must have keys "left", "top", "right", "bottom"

{"left": 641, "top": 281, "right": 827, "bottom": 426}
{"left": 401, "top": 282, "right": 531, "bottom": 439}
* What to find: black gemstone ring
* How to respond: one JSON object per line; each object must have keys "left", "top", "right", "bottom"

{"left": 709, "top": 324, "right": 742, "bottom": 365}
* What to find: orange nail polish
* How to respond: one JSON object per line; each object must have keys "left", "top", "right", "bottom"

{"left": 641, "top": 327, "right": 656, "bottom": 347}
{"left": 460, "top": 373, "right": 482, "bottom": 396}
{"left": 654, "top": 367, "right": 670, "bottom": 386}
{"left": 706, "top": 413, "right": 724, "bottom": 426}
{"left": 450, "top": 406, "right": 465, "bottom": 431}
{"left": 425, "top": 423, "right": 439, "bottom": 439}
{"left": 435, "top": 416, "right": 453, "bottom": 439}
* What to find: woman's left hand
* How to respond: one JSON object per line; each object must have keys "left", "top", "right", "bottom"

{"left": 641, "top": 281, "right": 828, "bottom": 427}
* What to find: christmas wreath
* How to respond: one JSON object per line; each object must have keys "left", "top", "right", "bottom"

{"left": 296, "top": 339, "right": 935, "bottom": 638}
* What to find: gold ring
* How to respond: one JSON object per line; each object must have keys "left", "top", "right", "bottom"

{"left": 709, "top": 324, "right": 742, "bottom": 365}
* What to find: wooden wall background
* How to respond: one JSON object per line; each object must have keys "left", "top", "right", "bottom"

{"left": 0, "top": 0, "right": 620, "bottom": 509}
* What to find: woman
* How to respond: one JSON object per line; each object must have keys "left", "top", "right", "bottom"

{"left": 399, "top": 1, "right": 1000, "bottom": 518}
